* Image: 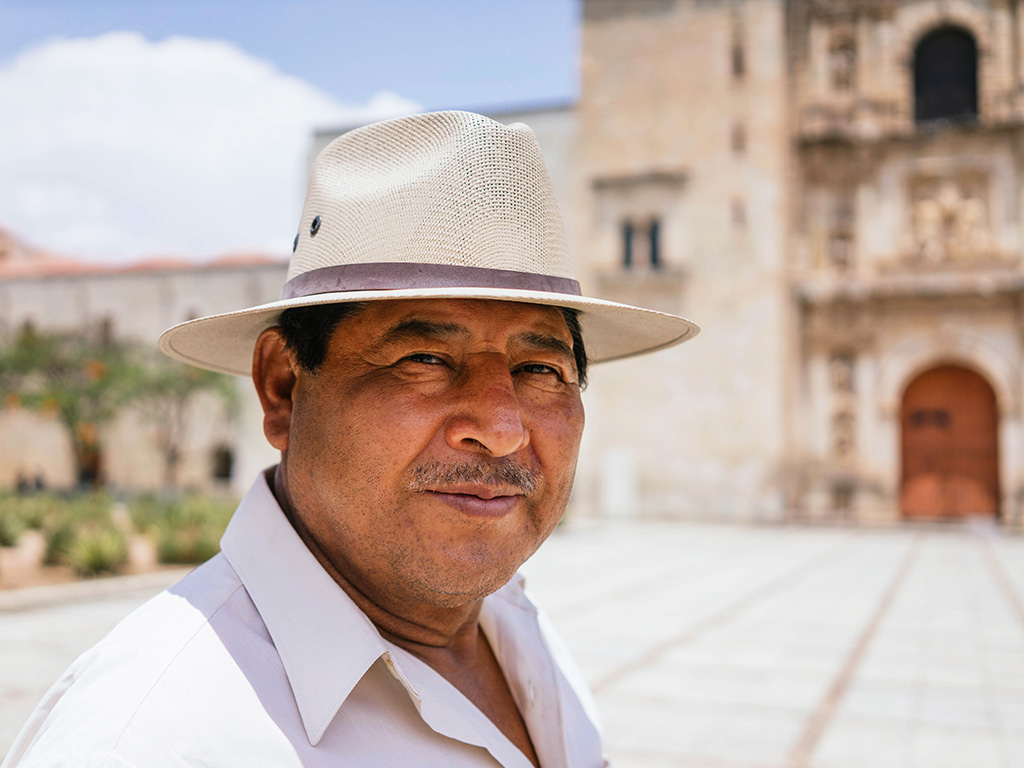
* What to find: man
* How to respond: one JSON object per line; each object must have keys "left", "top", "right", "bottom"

{"left": 5, "top": 111, "right": 698, "bottom": 767}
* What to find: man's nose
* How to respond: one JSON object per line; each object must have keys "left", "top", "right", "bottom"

{"left": 443, "top": 356, "right": 530, "bottom": 457}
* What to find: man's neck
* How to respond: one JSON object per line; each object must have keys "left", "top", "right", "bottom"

{"left": 268, "top": 464, "right": 541, "bottom": 767}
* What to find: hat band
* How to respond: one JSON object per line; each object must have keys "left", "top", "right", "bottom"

{"left": 281, "top": 262, "right": 582, "bottom": 300}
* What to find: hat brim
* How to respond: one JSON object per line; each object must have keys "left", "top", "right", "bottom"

{"left": 158, "top": 288, "right": 700, "bottom": 376}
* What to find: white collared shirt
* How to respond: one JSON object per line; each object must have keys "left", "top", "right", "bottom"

{"left": 4, "top": 472, "right": 605, "bottom": 768}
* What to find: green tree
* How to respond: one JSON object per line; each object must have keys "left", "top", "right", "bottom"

{"left": 132, "top": 355, "right": 238, "bottom": 492}
{"left": 0, "top": 325, "right": 142, "bottom": 487}
{"left": 0, "top": 326, "right": 236, "bottom": 492}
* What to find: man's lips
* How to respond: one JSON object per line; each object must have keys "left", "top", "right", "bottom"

{"left": 428, "top": 483, "right": 525, "bottom": 500}
{"left": 422, "top": 485, "right": 525, "bottom": 517}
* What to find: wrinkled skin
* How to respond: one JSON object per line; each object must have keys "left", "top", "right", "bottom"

{"left": 253, "top": 298, "right": 586, "bottom": 622}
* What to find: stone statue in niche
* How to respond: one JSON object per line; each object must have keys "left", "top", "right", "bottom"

{"left": 828, "top": 194, "right": 854, "bottom": 270}
{"left": 828, "top": 234, "right": 852, "bottom": 270}
{"left": 911, "top": 180, "right": 992, "bottom": 265}
{"left": 829, "top": 40, "right": 856, "bottom": 92}
{"left": 830, "top": 357, "right": 856, "bottom": 459}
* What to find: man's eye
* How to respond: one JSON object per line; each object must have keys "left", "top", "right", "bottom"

{"left": 518, "top": 363, "right": 560, "bottom": 377}
{"left": 405, "top": 353, "right": 444, "bottom": 365}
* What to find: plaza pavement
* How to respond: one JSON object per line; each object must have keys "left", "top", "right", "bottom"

{"left": 2, "top": 520, "right": 1023, "bottom": 767}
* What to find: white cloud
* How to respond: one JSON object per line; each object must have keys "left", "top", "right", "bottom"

{"left": 0, "top": 32, "right": 420, "bottom": 262}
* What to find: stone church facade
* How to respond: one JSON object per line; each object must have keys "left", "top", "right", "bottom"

{"left": 569, "top": 0, "right": 1024, "bottom": 528}
{"left": 787, "top": 0, "right": 1024, "bottom": 526}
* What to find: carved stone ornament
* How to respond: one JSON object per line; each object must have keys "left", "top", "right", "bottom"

{"left": 830, "top": 357, "right": 856, "bottom": 458}
{"left": 810, "top": 0, "right": 892, "bottom": 20}
{"left": 908, "top": 179, "right": 994, "bottom": 266}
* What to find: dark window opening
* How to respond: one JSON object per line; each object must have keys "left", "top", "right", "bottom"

{"left": 76, "top": 423, "right": 103, "bottom": 489}
{"left": 99, "top": 317, "right": 114, "bottom": 344}
{"left": 621, "top": 218, "right": 663, "bottom": 269}
{"left": 914, "top": 27, "right": 978, "bottom": 124}
{"left": 211, "top": 445, "right": 234, "bottom": 481}
{"left": 622, "top": 221, "right": 634, "bottom": 268}
{"left": 732, "top": 40, "right": 745, "bottom": 79}
{"left": 649, "top": 219, "right": 661, "bottom": 267}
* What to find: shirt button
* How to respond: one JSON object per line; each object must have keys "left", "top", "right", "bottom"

{"left": 527, "top": 681, "right": 536, "bottom": 705}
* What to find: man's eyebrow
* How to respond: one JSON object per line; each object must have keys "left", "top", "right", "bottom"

{"left": 515, "top": 332, "right": 575, "bottom": 363}
{"left": 377, "top": 317, "right": 470, "bottom": 345}
{"left": 374, "top": 319, "right": 575, "bottom": 365}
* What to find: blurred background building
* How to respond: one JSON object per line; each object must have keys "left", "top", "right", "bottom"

{"left": 3, "top": 0, "right": 1023, "bottom": 529}
{"left": 0, "top": 232, "right": 285, "bottom": 495}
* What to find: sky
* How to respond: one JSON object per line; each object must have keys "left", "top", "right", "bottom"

{"left": 0, "top": 0, "right": 577, "bottom": 263}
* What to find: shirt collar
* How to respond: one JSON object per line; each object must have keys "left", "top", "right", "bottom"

{"left": 220, "top": 470, "right": 389, "bottom": 747}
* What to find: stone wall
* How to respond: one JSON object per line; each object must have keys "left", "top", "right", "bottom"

{"left": 573, "top": 0, "right": 793, "bottom": 520}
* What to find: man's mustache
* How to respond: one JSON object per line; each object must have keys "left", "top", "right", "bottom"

{"left": 409, "top": 460, "right": 539, "bottom": 494}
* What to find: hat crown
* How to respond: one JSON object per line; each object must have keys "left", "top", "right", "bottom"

{"left": 288, "top": 111, "right": 574, "bottom": 283}
{"left": 157, "top": 110, "right": 698, "bottom": 378}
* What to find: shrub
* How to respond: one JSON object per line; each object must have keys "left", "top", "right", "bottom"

{"left": 4, "top": 490, "right": 235, "bottom": 572}
{"left": 15, "top": 494, "right": 63, "bottom": 530}
{"left": 0, "top": 492, "right": 66, "bottom": 546}
{"left": 43, "top": 520, "right": 79, "bottom": 565}
{"left": 68, "top": 491, "right": 117, "bottom": 526}
{"left": 41, "top": 491, "right": 120, "bottom": 568}
{"left": 131, "top": 495, "right": 235, "bottom": 565}
{"left": 155, "top": 524, "right": 222, "bottom": 564}
{"left": 66, "top": 527, "right": 129, "bottom": 576}
{"left": 0, "top": 506, "right": 24, "bottom": 547}
{"left": 127, "top": 494, "right": 167, "bottom": 535}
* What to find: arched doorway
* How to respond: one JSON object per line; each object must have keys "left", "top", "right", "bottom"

{"left": 900, "top": 364, "right": 999, "bottom": 518}
{"left": 913, "top": 26, "right": 979, "bottom": 123}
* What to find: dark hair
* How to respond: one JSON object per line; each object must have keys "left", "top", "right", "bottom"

{"left": 559, "top": 307, "right": 588, "bottom": 389}
{"left": 278, "top": 302, "right": 367, "bottom": 372}
{"left": 278, "top": 302, "right": 589, "bottom": 388}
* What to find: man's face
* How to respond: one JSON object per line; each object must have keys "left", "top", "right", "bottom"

{"left": 276, "top": 298, "right": 585, "bottom": 611}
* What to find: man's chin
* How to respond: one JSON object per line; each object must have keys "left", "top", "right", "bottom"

{"left": 398, "top": 519, "right": 559, "bottom": 606}
{"left": 406, "top": 558, "right": 521, "bottom": 609}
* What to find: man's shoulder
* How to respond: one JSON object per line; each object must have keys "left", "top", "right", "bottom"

{"left": 82, "top": 554, "right": 253, "bottom": 680}
{"left": 6, "top": 555, "right": 283, "bottom": 767}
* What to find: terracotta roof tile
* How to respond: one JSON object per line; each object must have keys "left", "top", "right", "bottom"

{"left": 0, "top": 229, "right": 286, "bottom": 280}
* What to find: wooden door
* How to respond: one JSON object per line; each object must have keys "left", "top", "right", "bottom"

{"left": 900, "top": 365, "right": 999, "bottom": 518}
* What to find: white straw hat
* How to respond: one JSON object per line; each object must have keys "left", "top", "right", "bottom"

{"left": 159, "top": 110, "right": 699, "bottom": 375}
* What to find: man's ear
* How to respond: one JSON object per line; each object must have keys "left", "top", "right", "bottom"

{"left": 252, "top": 328, "right": 298, "bottom": 452}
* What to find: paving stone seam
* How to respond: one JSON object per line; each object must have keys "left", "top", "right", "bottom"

{"left": 784, "top": 532, "right": 923, "bottom": 768}
{"left": 589, "top": 533, "right": 860, "bottom": 694}
{"left": 978, "top": 535, "right": 1024, "bottom": 633}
